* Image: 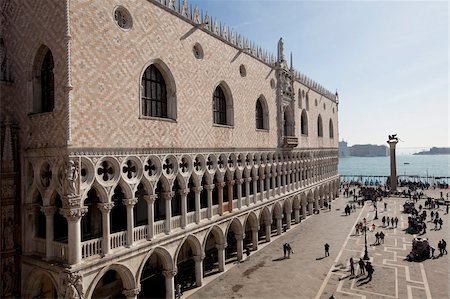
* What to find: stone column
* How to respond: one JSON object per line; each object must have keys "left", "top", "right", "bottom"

{"left": 235, "top": 234, "right": 244, "bottom": 262}
{"left": 244, "top": 178, "right": 251, "bottom": 206}
{"left": 163, "top": 270, "right": 176, "bottom": 299}
{"left": 163, "top": 192, "right": 174, "bottom": 234}
{"left": 216, "top": 243, "right": 226, "bottom": 272}
{"left": 271, "top": 174, "right": 276, "bottom": 197}
{"left": 41, "top": 206, "right": 56, "bottom": 259}
{"left": 286, "top": 170, "right": 291, "bottom": 192}
{"left": 123, "top": 198, "right": 138, "bottom": 247}
{"left": 265, "top": 221, "right": 271, "bottom": 242}
{"left": 308, "top": 201, "right": 313, "bottom": 215}
{"left": 277, "top": 173, "right": 281, "bottom": 195}
{"left": 265, "top": 175, "right": 270, "bottom": 200}
{"left": 302, "top": 202, "right": 307, "bottom": 219}
{"left": 193, "top": 186, "right": 202, "bottom": 223}
{"left": 276, "top": 217, "right": 282, "bottom": 235}
{"left": 227, "top": 180, "right": 234, "bottom": 212}
{"left": 285, "top": 211, "right": 292, "bottom": 229}
{"left": 144, "top": 195, "right": 156, "bottom": 240}
{"left": 388, "top": 139, "right": 399, "bottom": 191}
{"left": 259, "top": 175, "right": 265, "bottom": 202}
{"left": 24, "top": 204, "right": 36, "bottom": 253}
{"left": 236, "top": 179, "right": 243, "bottom": 209}
{"left": 193, "top": 255, "right": 204, "bottom": 286}
{"left": 179, "top": 188, "right": 189, "bottom": 229}
{"left": 122, "top": 288, "right": 140, "bottom": 299}
{"left": 98, "top": 202, "right": 114, "bottom": 255}
{"left": 205, "top": 184, "right": 214, "bottom": 219}
{"left": 60, "top": 207, "right": 87, "bottom": 265}
{"left": 252, "top": 176, "right": 259, "bottom": 204}
{"left": 294, "top": 208, "right": 300, "bottom": 224}
{"left": 216, "top": 182, "right": 225, "bottom": 215}
{"left": 251, "top": 228, "right": 259, "bottom": 250}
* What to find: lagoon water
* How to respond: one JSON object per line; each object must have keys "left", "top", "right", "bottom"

{"left": 338, "top": 155, "right": 450, "bottom": 177}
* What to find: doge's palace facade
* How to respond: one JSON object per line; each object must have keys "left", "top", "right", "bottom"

{"left": 0, "top": 0, "right": 339, "bottom": 298}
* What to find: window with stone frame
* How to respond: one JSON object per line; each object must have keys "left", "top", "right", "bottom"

{"left": 301, "top": 109, "right": 308, "bottom": 135}
{"left": 317, "top": 115, "right": 323, "bottom": 137}
{"left": 32, "top": 47, "right": 55, "bottom": 114}
{"left": 255, "top": 99, "right": 264, "bottom": 129}
{"left": 329, "top": 119, "right": 334, "bottom": 139}
{"left": 213, "top": 86, "right": 227, "bottom": 125}
{"left": 141, "top": 65, "right": 168, "bottom": 118}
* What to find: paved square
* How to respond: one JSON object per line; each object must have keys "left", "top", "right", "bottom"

{"left": 187, "top": 188, "right": 450, "bottom": 299}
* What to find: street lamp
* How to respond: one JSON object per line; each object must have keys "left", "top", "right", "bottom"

{"left": 363, "top": 225, "right": 370, "bottom": 260}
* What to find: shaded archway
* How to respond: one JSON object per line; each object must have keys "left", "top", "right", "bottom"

{"left": 258, "top": 207, "right": 271, "bottom": 243}
{"left": 81, "top": 188, "right": 102, "bottom": 242}
{"left": 174, "top": 235, "right": 203, "bottom": 291}
{"left": 225, "top": 218, "right": 244, "bottom": 263}
{"left": 243, "top": 212, "right": 259, "bottom": 251}
{"left": 203, "top": 226, "right": 225, "bottom": 276}
{"left": 138, "top": 247, "right": 173, "bottom": 299}
{"left": 26, "top": 271, "right": 57, "bottom": 299}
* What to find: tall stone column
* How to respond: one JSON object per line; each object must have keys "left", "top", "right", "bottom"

{"left": 193, "top": 186, "right": 202, "bottom": 224}
{"left": 41, "top": 206, "right": 56, "bottom": 259}
{"left": 227, "top": 180, "right": 234, "bottom": 212}
{"left": 163, "top": 270, "right": 176, "bottom": 299}
{"left": 388, "top": 139, "right": 399, "bottom": 191}
{"left": 244, "top": 178, "right": 251, "bottom": 206}
{"left": 60, "top": 207, "right": 87, "bottom": 265}
{"left": 216, "top": 243, "right": 226, "bottom": 272}
{"left": 286, "top": 170, "right": 291, "bottom": 192}
{"left": 252, "top": 176, "right": 259, "bottom": 204}
{"left": 271, "top": 174, "right": 276, "bottom": 197}
{"left": 294, "top": 208, "right": 300, "bottom": 223}
{"left": 216, "top": 182, "right": 225, "bottom": 215}
{"left": 163, "top": 192, "right": 174, "bottom": 234}
{"left": 144, "top": 195, "right": 156, "bottom": 240}
{"left": 205, "top": 184, "right": 214, "bottom": 219}
{"left": 24, "top": 204, "right": 36, "bottom": 253}
{"left": 265, "top": 175, "right": 270, "bottom": 200}
{"left": 98, "top": 202, "right": 114, "bottom": 255}
{"left": 179, "top": 188, "right": 189, "bottom": 229}
{"left": 123, "top": 198, "right": 137, "bottom": 247}
{"left": 277, "top": 173, "right": 281, "bottom": 195}
{"left": 265, "top": 221, "right": 271, "bottom": 242}
{"left": 251, "top": 228, "right": 259, "bottom": 250}
{"left": 236, "top": 179, "right": 243, "bottom": 209}
{"left": 302, "top": 202, "right": 307, "bottom": 219}
{"left": 285, "top": 210, "right": 292, "bottom": 229}
{"left": 193, "top": 255, "right": 204, "bottom": 286}
{"left": 308, "top": 201, "right": 313, "bottom": 216}
{"left": 259, "top": 175, "right": 264, "bottom": 202}
{"left": 235, "top": 234, "right": 244, "bottom": 262}
{"left": 281, "top": 171, "right": 286, "bottom": 194}
{"left": 276, "top": 217, "right": 282, "bottom": 235}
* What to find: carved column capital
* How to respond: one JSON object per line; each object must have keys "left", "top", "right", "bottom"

{"left": 97, "top": 202, "right": 114, "bottom": 213}
{"left": 122, "top": 288, "right": 140, "bottom": 297}
{"left": 178, "top": 188, "right": 190, "bottom": 196}
{"left": 41, "top": 206, "right": 57, "bottom": 216}
{"left": 244, "top": 178, "right": 252, "bottom": 183}
{"left": 227, "top": 180, "right": 235, "bottom": 186}
{"left": 122, "top": 198, "right": 138, "bottom": 207}
{"left": 236, "top": 179, "right": 244, "bottom": 185}
{"left": 60, "top": 207, "right": 88, "bottom": 221}
{"left": 143, "top": 194, "right": 157, "bottom": 204}
{"left": 192, "top": 186, "right": 203, "bottom": 193}
{"left": 162, "top": 269, "right": 177, "bottom": 278}
{"left": 216, "top": 243, "right": 227, "bottom": 250}
{"left": 193, "top": 254, "right": 205, "bottom": 262}
{"left": 162, "top": 191, "right": 175, "bottom": 200}
{"left": 204, "top": 184, "right": 215, "bottom": 191}
{"left": 253, "top": 176, "right": 259, "bottom": 180}
{"left": 216, "top": 182, "right": 226, "bottom": 189}
{"left": 260, "top": 175, "right": 265, "bottom": 180}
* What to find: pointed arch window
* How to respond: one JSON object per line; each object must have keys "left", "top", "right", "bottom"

{"left": 329, "top": 119, "right": 334, "bottom": 139}
{"left": 213, "top": 86, "right": 227, "bottom": 125}
{"left": 142, "top": 65, "right": 167, "bottom": 118}
{"left": 32, "top": 46, "right": 54, "bottom": 113}
{"left": 300, "top": 109, "right": 308, "bottom": 135}
{"left": 317, "top": 115, "right": 323, "bottom": 137}
{"left": 256, "top": 100, "right": 264, "bottom": 129}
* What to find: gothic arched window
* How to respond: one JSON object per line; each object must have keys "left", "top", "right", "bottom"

{"left": 141, "top": 65, "right": 167, "bottom": 118}
{"left": 317, "top": 115, "right": 323, "bottom": 137}
{"left": 32, "top": 46, "right": 55, "bottom": 113}
{"left": 329, "top": 119, "right": 334, "bottom": 139}
{"left": 301, "top": 109, "right": 308, "bottom": 135}
{"left": 213, "top": 86, "right": 227, "bottom": 125}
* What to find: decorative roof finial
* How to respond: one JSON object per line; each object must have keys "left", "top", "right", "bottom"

{"left": 277, "top": 37, "right": 285, "bottom": 62}
{"left": 290, "top": 51, "right": 293, "bottom": 70}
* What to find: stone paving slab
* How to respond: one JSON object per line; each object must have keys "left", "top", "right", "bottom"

{"left": 187, "top": 188, "right": 450, "bottom": 299}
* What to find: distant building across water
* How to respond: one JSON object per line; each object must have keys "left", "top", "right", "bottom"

{"left": 413, "top": 147, "right": 450, "bottom": 155}
{"left": 339, "top": 140, "right": 389, "bottom": 157}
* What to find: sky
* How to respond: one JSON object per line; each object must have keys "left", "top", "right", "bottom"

{"left": 193, "top": 0, "right": 449, "bottom": 150}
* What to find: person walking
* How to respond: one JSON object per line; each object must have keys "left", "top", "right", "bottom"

{"left": 386, "top": 216, "right": 390, "bottom": 226}
{"left": 446, "top": 204, "right": 449, "bottom": 215}
{"left": 394, "top": 217, "right": 399, "bottom": 228}
{"left": 286, "top": 243, "right": 293, "bottom": 259}
{"left": 349, "top": 257, "right": 355, "bottom": 276}
{"left": 422, "top": 222, "right": 427, "bottom": 234}
{"left": 358, "top": 258, "right": 365, "bottom": 275}
{"left": 430, "top": 245, "right": 435, "bottom": 258}
{"left": 442, "top": 239, "right": 447, "bottom": 255}
{"left": 365, "top": 262, "right": 374, "bottom": 280}
{"left": 324, "top": 243, "right": 330, "bottom": 257}
{"left": 434, "top": 218, "right": 438, "bottom": 230}
{"left": 375, "top": 232, "right": 380, "bottom": 245}
{"left": 283, "top": 243, "right": 288, "bottom": 258}
{"left": 382, "top": 216, "right": 386, "bottom": 227}
{"left": 438, "top": 241, "right": 443, "bottom": 255}
{"left": 391, "top": 217, "right": 394, "bottom": 227}
{"left": 379, "top": 231, "right": 385, "bottom": 244}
